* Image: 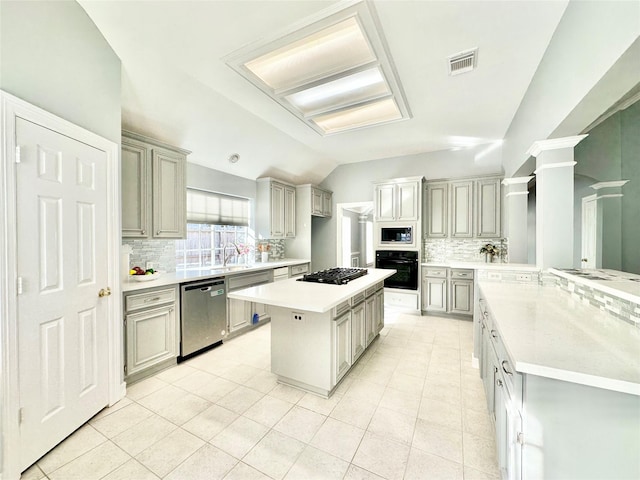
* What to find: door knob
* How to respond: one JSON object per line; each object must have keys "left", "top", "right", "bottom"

{"left": 98, "top": 287, "right": 112, "bottom": 297}
{"left": 581, "top": 258, "right": 588, "bottom": 262}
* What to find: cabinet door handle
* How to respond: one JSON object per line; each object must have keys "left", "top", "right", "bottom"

{"left": 144, "top": 297, "right": 161, "bottom": 303}
{"left": 490, "top": 329, "right": 497, "bottom": 338}
{"left": 156, "top": 230, "right": 161, "bottom": 235}
{"left": 141, "top": 230, "right": 146, "bottom": 235}
{"left": 496, "top": 379, "right": 503, "bottom": 387}
{"left": 502, "top": 360, "right": 514, "bottom": 376}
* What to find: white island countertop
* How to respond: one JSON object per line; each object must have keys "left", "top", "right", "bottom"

{"left": 122, "top": 258, "right": 310, "bottom": 292}
{"left": 479, "top": 281, "right": 640, "bottom": 395}
{"left": 228, "top": 268, "right": 395, "bottom": 313}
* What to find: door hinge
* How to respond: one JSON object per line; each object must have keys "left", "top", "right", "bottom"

{"left": 517, "top": 432, "right": 524, "bottom": 445}
{"left": 17, "top": 276, "right": 23, "bottom": 295}
{"left": 18, "top": 408, "right": 24, "bottom": 424}
{"left": 15, "top": 145, "right": 21, "bottom": 164}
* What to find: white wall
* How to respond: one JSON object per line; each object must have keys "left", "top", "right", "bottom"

{"left": 0, "top": 0, "right": 121, "bottom": 144}
{"left": 502, "top": 1, "right": 640, "bottom": 178}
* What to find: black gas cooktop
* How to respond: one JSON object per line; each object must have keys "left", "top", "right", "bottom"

{"left": 298, "top": 267, "right": 368, "bottom": 285}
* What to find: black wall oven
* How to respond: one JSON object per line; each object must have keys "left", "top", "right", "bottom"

{"left": 375, "top": 250, "right": 419, "bottom": 290}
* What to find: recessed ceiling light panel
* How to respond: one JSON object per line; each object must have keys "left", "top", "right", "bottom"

{"left": 245, "top": 17, "right": 375, "bottom": 92}
{"left": 313, "top": 97, "right": 402, "bottom": 134}
{"left": 225, "top": 1, "right": 411, "bottom": 135}
{"left": 285, "top": 67, "right": 390, "bottom": 116}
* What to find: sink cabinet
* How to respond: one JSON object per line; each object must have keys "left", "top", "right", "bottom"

{"left": 256, "top": 177, "right": 296, "bottom": 239}
{"left": 226, "top": 269, "right": 272, "bottom": 337}
{"left": 123, "top": 286, "right": 179, "bottom": 383}
{"left": 121, "top": 131, "right": 189, "bottom": 239}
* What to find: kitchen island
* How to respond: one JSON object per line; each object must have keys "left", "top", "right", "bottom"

{"left": 228, "top": 268, "right": 395, "bottom": 397}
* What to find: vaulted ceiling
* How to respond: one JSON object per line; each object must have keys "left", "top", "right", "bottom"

{"left": 79, "top": 0, "right": 568, "bottom": 184}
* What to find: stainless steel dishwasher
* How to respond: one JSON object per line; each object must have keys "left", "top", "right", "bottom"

{"left": 180, "top": 277, "right": 227, "bottom": 359}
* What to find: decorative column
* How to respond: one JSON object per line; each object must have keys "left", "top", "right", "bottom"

{"left": 527, "top": 135, "right": 587, "bottom": 269}
{"left": 502, "top": 176, "right": 533, "bottom": 264}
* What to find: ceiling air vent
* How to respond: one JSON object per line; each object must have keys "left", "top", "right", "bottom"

{"left": 448, "top": 48, "right": 478, "bottom": 76}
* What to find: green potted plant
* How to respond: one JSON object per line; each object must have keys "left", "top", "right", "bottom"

{"left": 480, "top": 243, "right": 500, "bottom": 263}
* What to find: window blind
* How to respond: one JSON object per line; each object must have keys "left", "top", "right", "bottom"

{"left": 186, "top": 189, "right": 249, "bottom": 226}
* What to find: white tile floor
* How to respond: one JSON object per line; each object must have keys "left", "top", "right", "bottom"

{"left": 22, "top": 309, "right": 499, "bottom": 480}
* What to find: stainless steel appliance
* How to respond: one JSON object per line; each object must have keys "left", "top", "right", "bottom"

{"left": 380, "top": 226, "right": 413, "bottom": 244}
{"left": 298, "top": 267, "right": 368, "bottom": 285}
{"left": 180, "top": 277, "right": 227, "bottom": 359}
{"left": 375, "top": 250, "right": 419, "bottom": 290}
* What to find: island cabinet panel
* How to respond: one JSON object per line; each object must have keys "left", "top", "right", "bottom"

{"left": 364, "top": 294, "right": 376, "bottom": 346}
{"left": 375, "top": 289, "right": 384, "bottom": 333}
{"left": 333, "top": 312, "right": 352, "bottom": 385}
{"left": 351, "top": 302, "right": 366, "bottom": 363}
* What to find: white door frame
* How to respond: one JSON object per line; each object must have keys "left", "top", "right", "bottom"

{"left": 336, "top": 202, "right": 373, "bottom": 267}
{"left": 0, "top": 91, "right": 125, "bottom": 479}
{"left": 581, "top": 194, "right": 600, "bottom": 269}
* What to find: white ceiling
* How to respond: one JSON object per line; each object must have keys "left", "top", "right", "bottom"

{"left": 79, "top": 0, "right": 568, "bottom": 185}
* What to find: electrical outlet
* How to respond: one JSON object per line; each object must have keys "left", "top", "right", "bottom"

{"left": 488, "top": 272, "right": 502, "bottom": 281}
{"left": 516, "top": 273, "right": 532, "bottom": 282}
{"left": 292, "top": 312, "right": 304, "bottom": 322}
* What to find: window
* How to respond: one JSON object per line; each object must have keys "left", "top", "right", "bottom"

{"left": 176, "top": 189, "right": 253, "bottom": 270}
{"left": 176, "top": 224, "right": 251, "bottom": 270}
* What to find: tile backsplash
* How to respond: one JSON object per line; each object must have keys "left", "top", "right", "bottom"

{"left": 122, "top": 239, "right": 177, "bottom": 273}
{"left": 423, "top": 238, "right": 508, "bottom": 263}
{"left": 255, "top": 239, "right": 285, "bottom": 262}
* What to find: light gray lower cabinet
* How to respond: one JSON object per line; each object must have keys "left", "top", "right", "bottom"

{"left": 227, "top": 270, "right": 272, "bottom": 335}
{"left": 423, "top": 268, "right": 473, "bottom": 316}
{"left": 123, "top": 286, "right": 179, "bottom": 382}
{"left": 333, "top": 311, "right": 352, "bottom": 384}
{"left": 351, "top": 300, "right": 366, "bottom": 363}
{"left": 422, "top": 268, "right": 448, "bottom": 312}
{"left": 121, "top": 131, "right": 188, "bottom": 239}
{"left": 375, "top": 289, "right": 384, "bottom": 333}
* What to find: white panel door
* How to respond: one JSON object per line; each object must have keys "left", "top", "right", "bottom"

{"left": 581, "top": 195, "right": 598, "bottom": 269}
{"left": 16, "top": 118, "right": 110, "bottom": 470}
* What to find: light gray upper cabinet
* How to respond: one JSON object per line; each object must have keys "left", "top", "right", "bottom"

{"left": 374, "top": 178, "right": 421, "bottom": 222}
{"left": 256, "top": 177, "right": 296, "bottom": 239}
{"left": 450, "top": 180, "right": 474, "bottom": 238}
{"left": 424, "top": 176, "right": 502, "bottom": 238}
{"left": 311, "top": 186, "right": 332, "bottom": 218}
{"left": 425, "top": 182, "right": 448, "bottom": 238}
{"left": 476, "top": 178, "right": 502, "bottom": 238}
{"left": 121, "top": 131, "right": 188, "bottom": 239}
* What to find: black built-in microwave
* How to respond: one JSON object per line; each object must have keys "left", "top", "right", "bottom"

{"left": 380, "top": 226, "right": 412, "bottom": 244}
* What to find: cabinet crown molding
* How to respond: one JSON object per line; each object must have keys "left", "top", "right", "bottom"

{"left": 122, "top": 130, "right": 191, "bottom": 155}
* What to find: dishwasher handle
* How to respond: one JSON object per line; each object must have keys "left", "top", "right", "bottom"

{"left": 182, "top": 278, "right": 226, "bottom": 292}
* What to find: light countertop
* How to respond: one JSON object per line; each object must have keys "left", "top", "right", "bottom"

{"left": 479, "top": 281, "right": 640, "bottom": 395}
{"left": 549, "top": 268, "right": 640, "bottom": 304}
{"left": 422, "top": 261, "right": 540, "bottom": 271}
{"left": 122, "top": 258, "right": 310, "bottom": 292}
{"left": 227, "top": 268, "right": 395, "bottom": 314}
